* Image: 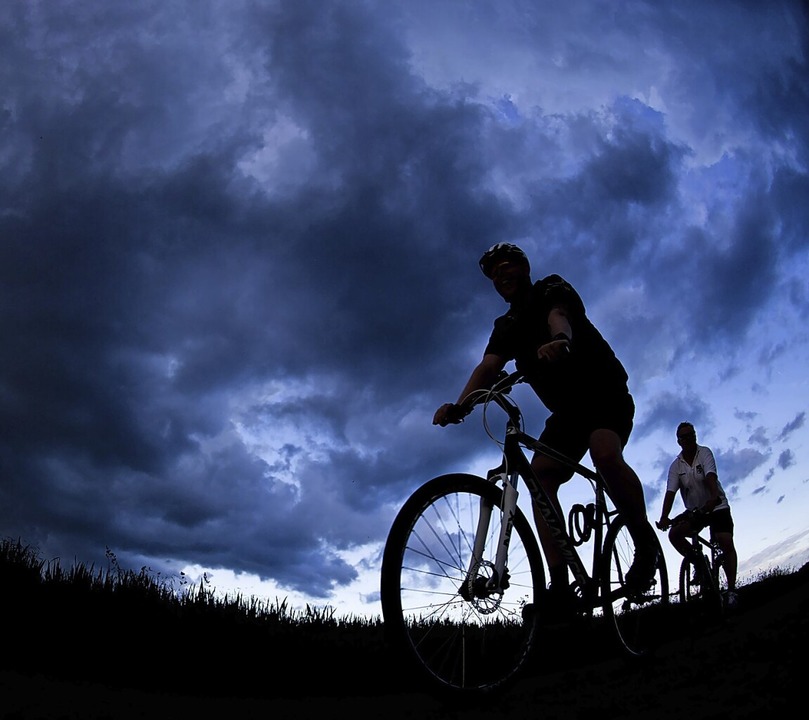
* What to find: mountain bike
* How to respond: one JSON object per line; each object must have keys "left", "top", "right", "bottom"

{"left": 380, "top": 370, "right": 668, "bottom": 695}
{"left": 669, "top": 509, "right": 728, "bottom": 617}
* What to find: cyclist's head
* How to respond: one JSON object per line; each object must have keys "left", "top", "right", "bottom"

{"left": 676, "top": 422, "right": 696, "bottom": 445}
{"left": 479, "top": 243, "right": 530, "bottom": 279}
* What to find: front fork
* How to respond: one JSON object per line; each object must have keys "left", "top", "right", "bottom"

{"left": 459, "top": 468, "right": 517, "bottom": 606}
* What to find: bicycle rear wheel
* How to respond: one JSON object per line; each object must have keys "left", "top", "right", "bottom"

{"left": 380, "top": 473, "right": 545, "bottom": 694}
{"left": 600, "top": 518, "right": 668, "bottom": 658}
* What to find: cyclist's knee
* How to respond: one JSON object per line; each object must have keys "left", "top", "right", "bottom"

{"left": 592, "top": 456, "right": 626, "bottom": 482}
{"left": 668, "top": 524, "right": 687, "bottom": 545}
{"left": 589, "top": 446, "right": 626, "bottom": 478}
{"left": 531, "top": 456, "right": 572, "bottom": 489}
{"left": 715, "top": 532, "right": 736, "bottom": 554}
{"left": 588, "top": 429, "right": 624, "bottom": 469}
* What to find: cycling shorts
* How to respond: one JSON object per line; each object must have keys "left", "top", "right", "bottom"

{"left": 536, "top": 391, "right": 635, "bottom": 480}
{"left": 695, "top": 507, "right": 734, "bottom": 537}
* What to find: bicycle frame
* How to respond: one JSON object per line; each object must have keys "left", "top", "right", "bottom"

{"left": 670, "top": 508, "right": 726, "bottom": 610}
{"left": 670, "top": 509, "right": 724, "bottom": 573}
{"left": 694, "top": 533, "right": 723, "bottom": 563}
{"left": 381, "top": 368, "right": 668, "bottom": 694}
{"left": 464, "top": 373, "right": 618, "bottom": 609}
{"left": 688, "top": 530, "right": 724, "bottom": 586}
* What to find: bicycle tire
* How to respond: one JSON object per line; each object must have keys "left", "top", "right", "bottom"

{"left": 380, "top": 473, "right": 545, "bottom": 694}
{"left": 678, "top": 555, "right": 701, "bottom": 604}
{"left": 600, "top": 518, "right": 669, "bottom": 658}
{"left": 679, "top": 553, "right": 723, "bottom": 617}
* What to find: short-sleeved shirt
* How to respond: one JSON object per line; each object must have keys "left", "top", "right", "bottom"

{"left": 483, "top": 275, "right": 630, "bottom": 413}
{"left": 667, "top": 445, "right": 729, "bottom": 512}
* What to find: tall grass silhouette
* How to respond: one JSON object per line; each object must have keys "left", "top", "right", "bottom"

{"left": 0, "top": 537, "right": 400, "bottom": 698}
{"left": 2, "top": 536, "right": 804, "bottom": 700}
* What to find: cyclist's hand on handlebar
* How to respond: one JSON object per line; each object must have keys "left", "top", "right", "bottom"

{"left": 433, "top": 402, "right": 467, "bottom": 426}
{"left": 655, "top": 518, "right": 671, "bottom": 531}
{"left": 667, "top": 508, "right": 704, "bottom": 529}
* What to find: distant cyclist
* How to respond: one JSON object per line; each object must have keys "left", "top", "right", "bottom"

{"left": 433, "top": 243, "right": 659, "bottom": 616}
{"left": 656, "top": 422, "right": 738, "bottom": 607}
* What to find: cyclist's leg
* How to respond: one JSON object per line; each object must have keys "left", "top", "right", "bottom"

{"left": 584, "top": 393, "right": 658, "bottom": 589}
{"left": 589, "top": 428, "right": 658, "bottom": 588}
{"left": 710, "top": 510, "right": 737, "bottom": 592}
{"left": 707, "top": 509, "right": 736, "bottom": 579}
{"left": 589, "top": 428, "right": 647, "bottom": 532}
{"left": 529, "top": 453, "right": 574, "bottom": 577}
{"left": 667, "top": 520, "right": 697, "bottom": 558}
{"left": 713, "top": 532, "right": 737, "bottom": 589}
{"left": 528, "top": 413, "right": 586, "bottom": 590}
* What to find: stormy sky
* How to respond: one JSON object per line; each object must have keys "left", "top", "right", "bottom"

{"left": 1, "top": 0, "right": 808, "bottom": 615}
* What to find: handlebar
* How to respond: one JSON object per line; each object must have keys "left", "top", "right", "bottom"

{"left": 657, "top": 508, "right": 706, "bottom": 531}
{"left": 444, "top": 343, "right": 574, "bottom": 426}
{"left": 457, "top": 370, "right": 526, "bottom": 420}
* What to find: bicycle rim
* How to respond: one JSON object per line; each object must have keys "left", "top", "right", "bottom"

{"left": 380, "top": 473, "right": 544, "bottom": 694}
{"left": 600, "top": 519, "right": 668, "bottom": 658}
{"left": 680, "top": 555, "right": 722, "bottom": 617}
{"left": 679, "top": 556, "right": 704, "bottom": 603}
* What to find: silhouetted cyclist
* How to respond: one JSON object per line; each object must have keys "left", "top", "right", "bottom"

{"left": 657, "top": 421, "right": 738, "bottom": 608}
{"left": 434, "top": 243, "right": 659, "bottom": 618}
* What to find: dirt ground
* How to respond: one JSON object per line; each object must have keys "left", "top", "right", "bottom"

{"left": 3, "top": 569, "right": 807, "bottom": 720}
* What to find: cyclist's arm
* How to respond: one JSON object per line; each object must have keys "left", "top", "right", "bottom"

{"left": 700, "top": 471, "right": 721, "bottom": 513}
{"left": 548, "top": 306, "right": 572, "bottom": 339}
{"left": 656, "top": 490, "right": 677, "bottom": 529}
{"left": 433, "top": 353, "right": 506, "bottom": 426}
{"left": 455, "top": 353, "right": 507, "bottom": 403}
{"left": 698, "top": 447, "right": 720, "bottom": 513}
{"left": 537, "top": 305, "right": 572, "bottom": 362}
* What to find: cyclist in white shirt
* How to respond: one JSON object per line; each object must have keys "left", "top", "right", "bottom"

{"left": 657, "top": 422, "right": 738, "bottom": 606}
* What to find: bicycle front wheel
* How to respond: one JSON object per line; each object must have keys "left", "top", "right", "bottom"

{"left": 679, "top": 554, "right": 724, "bottom": 617}
{"left": 679, "top": 555, "right": 704, "bottom": 604}
{"left": 380, "top": 473, "right": 545, "bottom": 694}
{"left": 600, "top": 518, "right": 669, "bottom": 658}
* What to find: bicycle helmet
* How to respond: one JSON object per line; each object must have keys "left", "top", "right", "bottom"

{"left": 479, "top": 243, "right": 530, "bottom": 278}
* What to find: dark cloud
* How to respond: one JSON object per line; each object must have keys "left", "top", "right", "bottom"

{"left": 777, "top": 412, "right": 805, "bottom": 441}
{"left": 1, "top": 0, "right": 807, "bottom": 608}
{"left": 716, "top": 447, "right": 770, "bottom": 492}
{"left": 778, "top": 449, "right": 796, "bottom": 471}
{"left": 634, "top": 390, "right": 713, "bottom": 440}
{"left": 748, "top": 427, "right": 769, "bottom": 447}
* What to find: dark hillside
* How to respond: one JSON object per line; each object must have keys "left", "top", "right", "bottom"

{"left": 2, "top": 543, "right": 808, "bottom": 719}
